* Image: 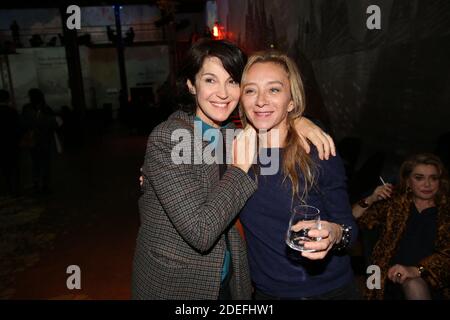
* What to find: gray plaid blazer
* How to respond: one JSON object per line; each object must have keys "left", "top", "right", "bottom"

{"left": 132, "top": 111, "right": 257, "bottom": 299}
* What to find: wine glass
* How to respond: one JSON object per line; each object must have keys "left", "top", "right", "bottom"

{"left": 286, "top": 205, "right": 321, "bottom": 252}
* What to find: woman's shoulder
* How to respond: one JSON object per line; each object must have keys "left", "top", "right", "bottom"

{"left": 309, "top": 147, "right": 344, "bottom": 171}
{"left": 150, "top": 110, "right": 195, "bottom": 141}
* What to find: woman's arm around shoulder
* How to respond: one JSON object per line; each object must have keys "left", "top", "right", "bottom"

{"left": 141, "top": 121, "right": 257, "bottom": 253}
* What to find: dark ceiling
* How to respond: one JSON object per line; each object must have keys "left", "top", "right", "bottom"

{"left": 0, "top": 0, "right": 207, "bottom": 13}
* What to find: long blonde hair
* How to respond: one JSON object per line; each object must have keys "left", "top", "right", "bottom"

{"left": 240, "top": 51, "right": 316, "bottom": 201}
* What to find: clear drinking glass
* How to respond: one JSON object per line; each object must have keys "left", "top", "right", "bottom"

{"left": 285, "top": 205, "right": 321, "bottom": 252}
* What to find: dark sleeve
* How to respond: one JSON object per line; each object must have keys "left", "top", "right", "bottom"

{"left": 317, "top": 153, "right": 358, "bottom": 246}
{"left": 142, "top": 123, "right": 258, "bottom": 253}
{"left": 419, "top": 206, "right": 450, "bottom": 290}
{"left": 42, "top": 106, "right": 58, "bottom": 130}
{"left": 13, "top": 109, "right": 21, "bottom": 143}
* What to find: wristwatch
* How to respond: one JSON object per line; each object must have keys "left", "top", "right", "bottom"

{"left": 334, "top": 224, "right": 352, "bottom": 251}
{"left": 358, "top": 198, "right": 370, "bottom": 208}
{"left": 417, "top": 266, "right": 425, "bottom": 277}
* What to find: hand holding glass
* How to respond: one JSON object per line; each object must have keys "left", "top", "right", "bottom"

{"left": 286, "top": 205, "right": 321, "bottom": 252}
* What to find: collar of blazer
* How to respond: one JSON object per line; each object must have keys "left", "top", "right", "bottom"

{"left": 169, "top": 110, "right": 236, "bottom": 163}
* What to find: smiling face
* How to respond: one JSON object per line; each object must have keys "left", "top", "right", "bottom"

{"left": 408, "top": 164, "right": 440, "bottom": 201}
{"left": 187, "top": 56, "right": 240, "bottom": 128}
{"left": 240, "top": 62, "right": 294, "bottom": 135}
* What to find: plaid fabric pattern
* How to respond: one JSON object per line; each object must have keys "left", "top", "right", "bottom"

{"left": 132, "top": 111, "right": 257, "bottom": 299}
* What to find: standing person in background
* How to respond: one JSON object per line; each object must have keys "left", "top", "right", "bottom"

{"left": 132, "top": 39, "right": 336, "bottom": 300}
{"left": 21, "top": 88, "right": 62, "bottom": 194}
{"left": 353, "top": 153, "right": 450, "bottom": 299}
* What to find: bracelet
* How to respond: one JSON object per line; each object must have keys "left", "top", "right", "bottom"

{"left": 357, "top": 198, "right": 370, "bottom": 208}
{"left": 417, "top": 266, "right": 426, "bottom": 277}
{"left": 333, "top": 224, "right": 352, "bottom": 251}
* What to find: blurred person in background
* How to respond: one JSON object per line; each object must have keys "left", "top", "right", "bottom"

{"left": 353, "top": 153, "right": 450, "bottom": 299}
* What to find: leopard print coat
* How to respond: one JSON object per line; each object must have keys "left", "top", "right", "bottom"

{"left": 358, "top": 193, "right": 450, "bottom": 299}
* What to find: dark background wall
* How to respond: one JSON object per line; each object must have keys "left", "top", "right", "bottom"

{"left": 218, "top": 0, "right": 450, "bottom": 186}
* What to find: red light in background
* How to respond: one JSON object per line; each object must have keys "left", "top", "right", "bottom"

{"left": 212, "top": 21, "right": 224, "bottom": 40}
{"left": 213, "top": 24, "right": 219, "bottom": 37}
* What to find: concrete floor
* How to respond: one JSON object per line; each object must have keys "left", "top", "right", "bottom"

{"left": 3, "top": 123, "right": 145, "bottom": 299}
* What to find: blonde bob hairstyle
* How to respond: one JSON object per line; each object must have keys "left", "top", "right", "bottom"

{"left": 399, "top": 153, "right": 449, "bottom": 205}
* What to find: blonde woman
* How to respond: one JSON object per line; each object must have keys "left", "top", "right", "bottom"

{"left": 238, "top": 51, "right": 358, "bottom": 299}
{"left": 132, "top": 41, "right": 337, "bottom": 300}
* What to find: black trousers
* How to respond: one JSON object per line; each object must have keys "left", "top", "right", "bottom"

{"left": 0, "top": 150, "right": 20, "bottom": 195}
{"left": 30, "top": 147, "right": 52, "bottom": 189}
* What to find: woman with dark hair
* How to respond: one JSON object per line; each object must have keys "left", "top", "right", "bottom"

{"left": 238, "top": 51, "right": 359, "bottom": 300}
{"left": 132, "top": 39, "right": 336, "bottom": 300}
{"left": 353, "top": 153, "right": 450, "bottom": 299}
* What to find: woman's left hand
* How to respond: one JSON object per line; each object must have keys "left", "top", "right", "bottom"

{"left": 387, "top": 264, "right": 420, "bottom": 284}
{"left": 292, "top": 221, "right": 342, "bottom": 260}
{"left": 294, "top": 117, "right": 336, "bottom": 160}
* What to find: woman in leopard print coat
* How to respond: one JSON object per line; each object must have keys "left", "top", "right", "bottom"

{"left": 353, "top": 153, "right": 450, "bottom": 300}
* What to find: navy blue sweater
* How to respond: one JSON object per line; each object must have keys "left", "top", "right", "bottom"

{"left": 240, "top": 148, "right": 358, "bottom": 298}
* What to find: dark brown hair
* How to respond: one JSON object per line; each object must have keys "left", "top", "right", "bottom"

{"left": 176, "top": 39, "right": 247, "bottom": 113}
